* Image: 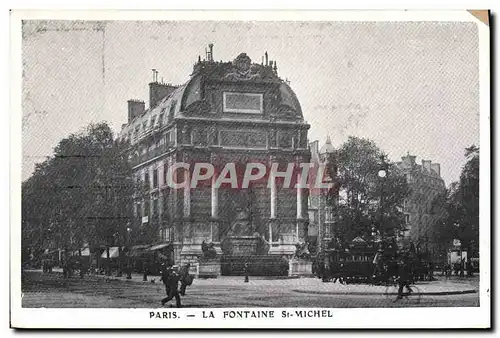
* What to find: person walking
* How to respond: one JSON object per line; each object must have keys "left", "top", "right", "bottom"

{"left": 179, "top": 263, "right": 192, "bottom": 296}
{"left": 467, "top": 260, "right": 474, "bottom": 277}
{"left": 142, "top": 258, "right": 149, "bottom": 282}
{"left": 161, "top": 266, "right": 181, "bottom": 308}
{"left": 397, "top": 251, "right": 413, "bottom": 300}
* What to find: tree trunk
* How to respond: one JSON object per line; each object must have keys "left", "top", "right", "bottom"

{"left": 116, "top": 246, "right": 122, "bottom": 277}
{"left": 96, "top": 247, "right": 101, "bottom": 274}
{"left": 106, "top": 246, "right": 111, "bottom": 276}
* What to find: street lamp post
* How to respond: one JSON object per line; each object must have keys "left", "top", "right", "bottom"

{"left": 454, "top": 222, "right": 464, "bottom": 277}
{"left": 126, "top": 226, "right": 132, "bottom": 279}
{"left": 377, "top": 155, "right": 388, "bottom": 244}
{"left": 115, "top": 232, "right": 123, "bottom": 277}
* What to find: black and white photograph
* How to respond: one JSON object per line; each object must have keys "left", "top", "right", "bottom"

{"left": 10, "top": 10, "right": 490, "bottom": 329}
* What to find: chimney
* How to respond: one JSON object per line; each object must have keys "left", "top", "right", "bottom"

{"left": 309, "top": 140, "right": 320, "bottom": 160}
{"left": 422, "top": 160, "right": 432, "bottom": 172}
{"left": 127, "top": 99, "right": 145, "bottom": 122}
{"left": 431, "top": 163, "right": 441, "bottom": 177}
{"left": 149, "top": 82, "right": 177, "bottom": 109}
{"left": 208, "top": 43, "right": 214, "bottom": 62}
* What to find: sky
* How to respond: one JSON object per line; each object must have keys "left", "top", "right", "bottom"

{"left": 21, "top": 20, "right": 480, "bottom": 185}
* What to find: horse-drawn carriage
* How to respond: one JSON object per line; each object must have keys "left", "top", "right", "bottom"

{"left": 313, "top": 237, "right": 432, "bottom": 285}
{"left": 314, "top": 237, "right": 380, "bottom": 284}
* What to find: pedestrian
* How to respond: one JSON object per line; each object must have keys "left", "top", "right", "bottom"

{"left": 179, "top": 263, "right": 193, "bottom": 296}
{"left": 397, "top": 251, "right": 413, "bottom": 300}
{"left": 244, "top": 262, "right": 249, "bottom": 283}
{"left": 142, "top": 259, "right": 148, "bottom": 282}
{"left": 467, "top": 260, "right": 474, "bottom": 277}
{"left": 161, "top": 266, "right": 181, "bottom": 308}
{"left": 160, "top": 263, "right": 171, "bottom": 294}
{"left": 447, "top": 263, "right": 452, "bottom": 277}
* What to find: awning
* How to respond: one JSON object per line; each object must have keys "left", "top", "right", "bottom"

{"left": 72, "top": 248, "right": 91, "bottom": 256}
{"left": 148, "top": 243, "right": 171, "bottom": 251}
{"left": 101, "top": 247, "right": 123, "bottom": 259}
{"left": 128, "top": 245, "right": 151, "bottom": 257}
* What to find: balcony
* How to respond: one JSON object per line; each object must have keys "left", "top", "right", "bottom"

{"left": 131, "top": 144, "right": 170, "bottom": 167}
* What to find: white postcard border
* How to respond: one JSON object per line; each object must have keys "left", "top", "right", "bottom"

{"left": 10, "top": 9, "right": 490, "bottom": 329}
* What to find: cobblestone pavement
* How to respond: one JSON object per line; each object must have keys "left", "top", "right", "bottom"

{"left": 21, "top": 271, "right": 479, "bottom": 308}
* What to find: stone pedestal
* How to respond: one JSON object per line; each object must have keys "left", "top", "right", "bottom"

{"left": 221, "top": 236, "right": 259, "bottom": 256}
{"left": 288, "top": 258, "right": 313, "bottom": 276}
{"left": 196, "top": 259, "right": 221, "bottom": 279}
{"left": 180, "top": 217, "right": 222, "bottom": 264}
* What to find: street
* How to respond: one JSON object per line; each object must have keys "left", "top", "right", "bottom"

{"left": 21, "top": 271, "right": 479, "bottom": 308}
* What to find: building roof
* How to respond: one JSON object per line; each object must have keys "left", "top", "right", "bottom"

{"left": 121, "top": 52, "right": 305, "bottom": 139}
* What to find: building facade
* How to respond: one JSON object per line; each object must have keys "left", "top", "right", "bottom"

{"left": 395, "top": 153, "right": 446, "bottom": 254}
{"left": 308, "top": 137, "right": 339, "bottom": 252}
{"left": 119, "top": 45, "right": 311, "bottom": 266}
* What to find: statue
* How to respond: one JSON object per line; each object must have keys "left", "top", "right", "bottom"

{"left": 201, "top": 241, "right": 217, "bottom": 260}
{"left": 255, "top": 232, "right": 270, "bottom": 255}
{"left": 228, "top": 207, "right": 252, "bottom": 237}
{"left": 182, "top": 125, "right": 191, "bottom": 144}
{"left": 223, "top": 53, "right": 263, "bottom": 81}
{"left": 294, "top": 242, "right": 311, "bottom": 260}
{"left": 209, "top": 125, "right": 218, "bottom": 145}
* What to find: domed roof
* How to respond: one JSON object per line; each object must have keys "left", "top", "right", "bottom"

{"left": 278, "top": 82, "right": 303, "bottom": 117}
{"left": 181, "top": 53, "right": 303, "bottom": 119}
{"left": 319, "top": 136, "right": 335, "bottom": 154}
{"left": 122, "top": 52, "right": 306, "bottom": 138}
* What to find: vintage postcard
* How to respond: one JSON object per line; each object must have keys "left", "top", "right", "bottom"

{"left": 10, "top": 10, "right": 490, "bottom": 329}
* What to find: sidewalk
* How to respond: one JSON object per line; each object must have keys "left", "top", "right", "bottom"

{"left": 35, "top": 269, "right": 478, "bottom": 296}
{"left": 292, "top": 278, "right": 479, "bottom": 296}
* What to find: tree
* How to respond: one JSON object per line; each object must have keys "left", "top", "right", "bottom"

{"left": 22, "top": 122, "right": 137, "bottom": 266}
{"left": 449, "top": 145, "right": 480, "bottom": 257}
{"left": 428, "top": 188, "right": 452, "bottom": 261}
{"left": 333, "top": 136, "right": 409, "bottom": 243}
{"left": 431, "top": 145, "right": 480, "bottom": 260}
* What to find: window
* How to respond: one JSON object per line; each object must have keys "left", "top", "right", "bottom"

{"left": 164, "top": 163, "right": 169, "bottom": 184}
{"left": 164, "top": 227, "right": 172, "bottom": 242}
{"left": 153, "top": 168, "right": 158, "bottom": 188}
{"left": 144, "top": 199, "right": 150, "bottom": 217}
{"left": 144, "top": 172, "right": 150, "bottom": 186}
{"left": 165, "top": 131, "right": 172, "bottom": 146}
{"left": 152, "top": 198, "right": 158, "bottom": 216}
{"left": 169, "top": 100, "right": 177, "bottom": 118}
{"left": 223, "top": 92, "right": 263, "bottom": 114}
{"left": 134, "top": 202, "right": 140, "bottom": 218}
{"left": 405, "top": 214, "right": 410, "bottom": 225}
{"left": 159, "top": 113, "right": 164, "bottom": 127}
{"left": 151, "top": 115, "right": 156, "bottom": 127}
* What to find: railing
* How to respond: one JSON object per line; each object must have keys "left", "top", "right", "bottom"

{"left": 131, "top": 144, "right": 171, "bottom": 167}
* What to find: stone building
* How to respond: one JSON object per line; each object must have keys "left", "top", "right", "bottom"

{"left": 118, "top": 45, "right": 311, "bottom": 268}
{"left": 307, "top": 137, "right": 339, "bottom": 252}
{"left": 395, "top": 153, "right": 446, "bottom": 253}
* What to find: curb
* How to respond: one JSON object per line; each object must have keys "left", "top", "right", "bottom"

{"left": 292, "top": 289, "right": 478, "bottom": 296}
